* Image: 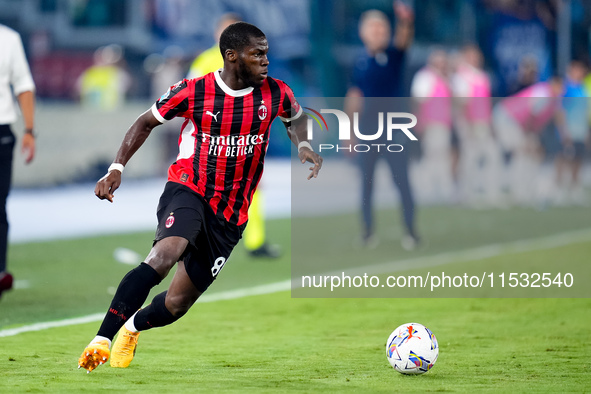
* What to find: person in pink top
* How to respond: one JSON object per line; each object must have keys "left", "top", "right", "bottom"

{"left": 452, "top": 44, "right": 502, "bottom": 206}
{"left": 411, "top": 49, "right": 454, "bottom": 202}
{"left": 493, "top": 77, "right": 563, "bottom": 204}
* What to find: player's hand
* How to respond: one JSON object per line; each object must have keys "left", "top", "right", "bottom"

{"left": 21, "top": 132, "right": 35, "bottom": 164}
{"left": 94, "top": 170, "right": 122, "bottom": 203}
{"left": 298, "top": 148, "right": 323, "bottom": 180}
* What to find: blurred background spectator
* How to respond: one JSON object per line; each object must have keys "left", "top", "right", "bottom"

{"left": 345, "top": 1, "right": 418, "bottom": 250}
{"left": 452, "top": 44, "right": 501, "bottom": 206}
{"left": 493, "top": 77, "right": 564, "bottom": 204}
{"left": 555, "top": 59, "right": 590, "bottom": 204}
{"left": 411, "top": 49, "right": 454, "bottom": 202}
{"left": 76, "top": 44, "right": 131, "bottom": 110}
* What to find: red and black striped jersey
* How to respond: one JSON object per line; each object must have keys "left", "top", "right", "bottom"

{"left": 151, "top": 69, "right": 302, "bottom": 226}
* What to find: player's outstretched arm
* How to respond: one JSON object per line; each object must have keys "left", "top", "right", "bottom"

{"left": 94, "top": 109, "right": 162, "bottom": 202}
{"left": 286, "top": 114, "right": 323, "bottom": 180}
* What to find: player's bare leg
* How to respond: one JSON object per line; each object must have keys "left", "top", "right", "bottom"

{"left": 143, "top": 236, "right": 190, "bottom": 278}
{"left": 110, "top": 259, "right": 202, "bottom": 368}
{"left": 79, "top": 236, "right": 188, "bottom": 372}
{"left": 163, "top": 259, "right": 203, "bottom": 316}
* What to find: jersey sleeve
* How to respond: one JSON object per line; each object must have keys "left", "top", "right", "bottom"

{"left": 278, "top": 82, "right": 303, "bottom": 123}
{"left": 151, "top": 79, "right": 190, "bottom": 123}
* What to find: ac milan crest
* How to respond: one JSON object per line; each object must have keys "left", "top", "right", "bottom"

{"left": 258, "top": 103, "right": 268, "bottom": 120}
{"left": 165, "top": 212, "right": 175, "bottom": 228}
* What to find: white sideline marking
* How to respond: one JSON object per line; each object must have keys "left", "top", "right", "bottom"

{"left": 1, "top": 228, "right": 590, "bottom": 339}
{"left": 198, "top": 280, "right": 291, "bottom": 303}
{"left": 0, "top": 313, "right": 106, "bottom": 338}
{"left": 0, "top": 281, "right": 291, "bottom": 338}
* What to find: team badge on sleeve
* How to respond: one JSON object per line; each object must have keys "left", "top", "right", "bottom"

{"left": 159, "top": 80, "right": 185, "bottom": 103}
{"left": 159, "top": 87, "right": 172, "bottom": 102}
{"left": 165, "top": 212, "right": 175, "bottom": 228}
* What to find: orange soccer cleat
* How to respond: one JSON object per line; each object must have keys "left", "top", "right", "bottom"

{"left": 78, "top": 340, "right": 110, "bottom": 373}
{"left": 110, "top": 326, "right": 140, "bottom": 368}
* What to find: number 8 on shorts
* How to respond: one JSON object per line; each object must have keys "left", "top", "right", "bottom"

{"left": 211, "top": 257, "right": 227, "bottom": 277}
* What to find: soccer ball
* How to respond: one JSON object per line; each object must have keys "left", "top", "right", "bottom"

{"left": 386, "top": 322, "right": 438, "bottom": 375}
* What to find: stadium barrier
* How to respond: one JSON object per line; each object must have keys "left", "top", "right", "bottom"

{"left": 11, "top": 102, "right": 177, "bottom": 187}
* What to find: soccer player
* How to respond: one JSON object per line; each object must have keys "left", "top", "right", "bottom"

{"left": 0, "top": 24, "right": 36, "bottom": 299}
{"left": 78, "top": 22, "right": 322, "bottom": 372}
{"left": 188, "top": 13, "right": 281, "bottom": 258}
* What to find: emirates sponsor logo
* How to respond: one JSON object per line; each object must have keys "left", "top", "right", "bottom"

{"left": 201, "top": 133, "right": 265, "bottom": 157}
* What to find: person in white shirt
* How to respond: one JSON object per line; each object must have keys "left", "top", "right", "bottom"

{"left": 0, "top": 24, "right": 36, "bottom": 298}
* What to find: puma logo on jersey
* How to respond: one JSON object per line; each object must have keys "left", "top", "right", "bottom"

{"left": 206, "top": 110, "right": 221, "bottom": 122}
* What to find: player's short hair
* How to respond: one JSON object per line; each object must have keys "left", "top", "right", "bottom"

{"left": 219, "top": 22, "right": 266, "bottom": 58}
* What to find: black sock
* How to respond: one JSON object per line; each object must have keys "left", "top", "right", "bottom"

{"left": 134, "top": 291, "right": 182, "bottom": 331}
{"left": 97, "top": 262, "right": 162, "bottom": 340}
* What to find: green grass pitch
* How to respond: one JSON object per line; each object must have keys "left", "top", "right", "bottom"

{"left": 1, "top": 207, "right": 590, "bottom": 392}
